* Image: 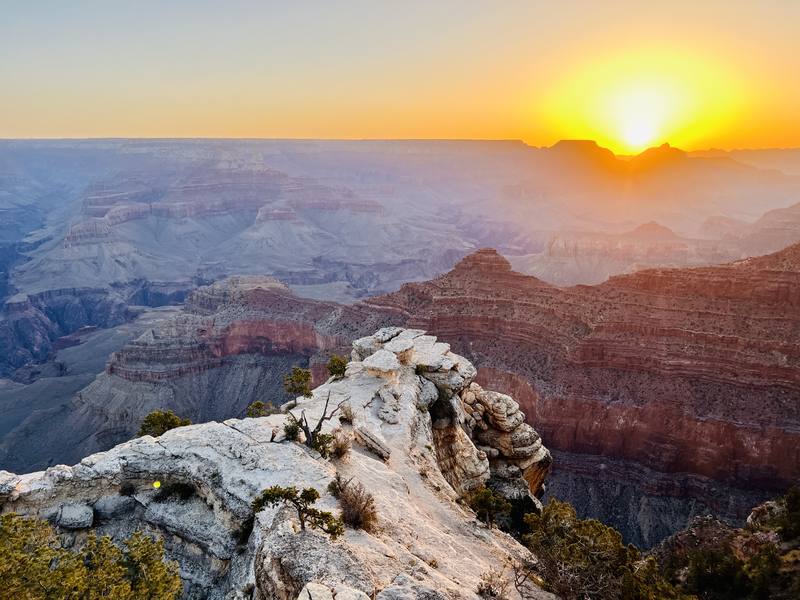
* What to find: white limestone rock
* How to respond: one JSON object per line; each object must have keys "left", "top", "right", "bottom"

{"left": 58, "top": 503, "right": 94, "bottom": 529}
{"left": 353, "top": 426, "right": 391, "bottom": 460}
{"left": 94, "top": 494, "right": 136, "bottom": 519}
{"left": 417, "top": 378, "right": 439, "bottom": 409}
{"left": 1, "top": 328, "right": 553, "bottom": 600}
{"left": 362, "top": 349, "right": 401, "bottom": 377}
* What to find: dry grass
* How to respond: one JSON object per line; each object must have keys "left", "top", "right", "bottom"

{"left": 476, "top": 568, "right": 510, "bottom": 600}
{"left": 339, "top": 402, "right": 354, "bottom": 424}
{"left": 331, "top": 428, "right": 352, "bottom": 459}
{"left": 329, "top": 473, "right": 378, "bottom": 532}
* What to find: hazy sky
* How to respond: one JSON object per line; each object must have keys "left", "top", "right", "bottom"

{"left": 2, "top": 1, "right": 798, "bottom": 150}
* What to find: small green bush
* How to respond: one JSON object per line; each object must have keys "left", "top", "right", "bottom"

{"left": 326, "top": 354, "right": 348, "bottom": 379}
{"left": 777, "top": 485, "right": 800, "bottom": 541}
{"left": 252, "top": 485, "right": 343, "bottom": 539}
{"left": 283, "top": 367, "right": 313, "bottom": 398}
{"left": 0, "top": 513, "right": 182, "bottom": 599}
{"left": 283, "top": 421, "right": 300, "bottom": 441}
{"left": 311, "top": 432, "right": 335, "bottom": 458}
{"left": 246, "top": 401, "right": 280, "bottom": 418}
{"left": 467, "top": 487, "right": 511, "bottom": 528}
{"left": 138, "top": 410, "right": 191, "bottom": 437}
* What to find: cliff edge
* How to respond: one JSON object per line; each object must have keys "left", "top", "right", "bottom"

{"left": 0, "top": 328, "right": 552, "bottom": 600}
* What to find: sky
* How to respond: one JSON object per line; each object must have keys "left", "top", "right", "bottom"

{"left": 1, "top": 0, "right": 799, "bottom": 152}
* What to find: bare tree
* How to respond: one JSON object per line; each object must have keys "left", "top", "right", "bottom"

{"left": 286, "top": 391, "right": 346, "bottom": 457}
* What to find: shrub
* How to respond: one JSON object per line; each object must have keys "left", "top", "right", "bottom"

{"left": 339, "top": 402, "right": 354, "bottom": 424}
{"left": 283, "top": 421, "right": 300, "bottom": 441}
{"left": 477, "top": 568, "right": 509, "bottom": 600}
{"left": 246, "top": 401, "right": 279, "bottom": 418}
{"left": 326, "top": 354, "right": 348, "bottom": 379}
{"left": 467, "top": 487, "right": 511, "bottom": 528}
{"left": 522, "top": 498, "right": 685, "bottom": 600}
{"left": 684, "top": 546, "right": 750, "bottom": 599}
{"left": 286, "top": 391, "right": 346, "bottom": 457}
{"left": 138, "top": 410, "right": 191, "bottom": 437}
{"left": 330, "top": 474, "right": 377, "bottom": 532}
{"left": 311, "top": 432, "right": 335, "bottom": 458}
{"left": 252, "top": 485, "right": 343, "bottom": 539}
{"left": 283, "top": 367, "right": 313, "bottom": 398}
{"left": 331, "top": 428, "right": 352, "bottom": 459}
{"left": 777, "top": 485, "right": 800, "bottom": 541}
{"left": 0, "top": 513, "right": 182, "bottom": 599}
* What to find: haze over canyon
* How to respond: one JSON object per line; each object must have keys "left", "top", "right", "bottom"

{"left": 1, "top": 139, "right": 798, "bottom": 551}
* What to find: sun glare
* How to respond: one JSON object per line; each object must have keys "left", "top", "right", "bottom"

{"left": 622, "top": 120, "right": 657, "bottom": 150}
{"left": 607, "top": 83, "right": 676, "bottom": 153}
{"left": 535, "top": 48, "right": 748, "bottom": 154}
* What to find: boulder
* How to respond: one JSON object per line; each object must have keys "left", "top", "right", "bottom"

{"left": 58, "top": 503, "right": 94, "bottom": 529}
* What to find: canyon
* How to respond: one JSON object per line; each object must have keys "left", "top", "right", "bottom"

{"left": 4, "top": 139, "right": 799, "bottom": 383}
{"left": 7, "top": 244, "right": 797, "bottom": 548}
{"left": 2, "top": 139, "right": 800, "bottom": 551}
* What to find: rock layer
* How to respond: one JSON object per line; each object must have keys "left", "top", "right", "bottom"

{"left": 0, "top": 287, "right": 131, "bottom": 376}
{"left": 17, "top": 244, "right": 800, "bottom": 546}
{"left": 364, "top": 246, "right": 800, "bottom": 545}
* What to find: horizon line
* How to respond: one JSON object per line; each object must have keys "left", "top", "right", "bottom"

{"left": 1, "top": 136, "right": 799, "bottom": 154}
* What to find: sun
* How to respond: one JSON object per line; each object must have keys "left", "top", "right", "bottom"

{"left": 535, "top": 47, "right": 748, "bottom": 154}
{"left": 622, "top": 119, "right": 657, "bottom": 150}
{"left": 608, "top": 84, "right": 673, "bottom": 153}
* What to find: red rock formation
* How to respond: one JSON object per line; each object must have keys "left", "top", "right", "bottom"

{"left": 106, "top": 245, "right": 800, "bottom": 492}
{"left": 105, "top": 277, "right": 399, "bottom": 383}
{"left": 363, "top": 247, "right": 800, "bottom": 494}
{"left": 95, "top": 245, "right": 800, "bottom": 544}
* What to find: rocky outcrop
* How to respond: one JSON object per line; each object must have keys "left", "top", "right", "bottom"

{"left": 0, "top": 328, "right": 552, "bottom": 600}
{"left": 0, "top": 278, "right": 400, "bottom": 471}
{"left": 648, "top": 491, "right": 800, "bottom": 598}
{"left": 104, "top": 277, "right": 392, "bottom": 384}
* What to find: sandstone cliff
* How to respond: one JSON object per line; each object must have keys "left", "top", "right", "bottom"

{"left": 0, "top": 328, "right": 552, "bottom": 600}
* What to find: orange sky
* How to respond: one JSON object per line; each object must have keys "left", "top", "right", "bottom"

{"left": 1, "top": 1, "right": 799, "bottom": 152}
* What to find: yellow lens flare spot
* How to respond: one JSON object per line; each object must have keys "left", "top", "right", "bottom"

{"left": 153, "top": 480, "right": 161, "bottom": 489}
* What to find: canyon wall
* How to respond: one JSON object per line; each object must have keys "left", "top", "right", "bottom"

{"left": 0, "top": 288, "right": 132, "bottom": 376}
{"left": 12, "top": 245, "right": 799, "bottom": 546}
{"left": 364, "top": 247, "right": 800, "bottom": 545}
